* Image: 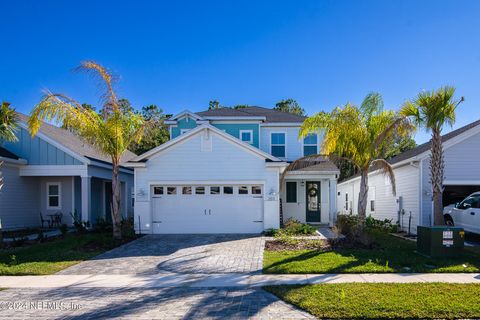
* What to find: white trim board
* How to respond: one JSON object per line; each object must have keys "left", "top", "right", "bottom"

{"left": 19, "top": 165, "right": 88, "bottom": 177}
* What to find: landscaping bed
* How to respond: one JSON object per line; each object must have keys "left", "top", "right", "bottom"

{"left": 264, "top": 231, "right": 480, "bottom": 273}
{"left": 265, "top": 283, "right": 480, "bottom": 319}
{"left": 264, "top": 215, "right": 480, "bottom": 273}
{"left": 0, "top": 232, "right": 137, "bottom": 275}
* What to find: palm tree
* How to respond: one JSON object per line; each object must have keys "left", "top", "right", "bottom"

{"left": 29, "top": 61, "right": 153, "bottom": 239}
{"left": 0, "top": 102, "right": 19, "bottom": 191}
{"left": 284, "top": 93, "right": 414, "bottom": 223}
{"left": 400, "top": 86, "right": 464, "bottom": 226}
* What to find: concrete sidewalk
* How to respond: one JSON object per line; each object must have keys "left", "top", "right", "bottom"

{"left": 1, "top": 273, "right": 479, "bottom": 288}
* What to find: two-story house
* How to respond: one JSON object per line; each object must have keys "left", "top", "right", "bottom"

{"left": 126, "top": 106, "right": 339, "bottom": 234}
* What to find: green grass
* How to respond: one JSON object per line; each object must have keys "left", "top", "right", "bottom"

{"left": 0, "top": 233, "right": 133, "bottom": 275}
{"left": 265, "top": 283, "right": 480, "bottom": 319}
{"left": 264, "top": 233, "right": 480, "bottom": 273}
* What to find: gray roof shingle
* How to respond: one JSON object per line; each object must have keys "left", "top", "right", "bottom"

{"left": 17, "top": 113, "right": 136, "bottom": 165}
{"left": 196, "top": 106, "right": 306, "bottom": 123}
{"left": 340, "top": 119, "right": 480, "bottom": 183}
{"left": 389, "top": 119, "right": 480, "bottom": 165}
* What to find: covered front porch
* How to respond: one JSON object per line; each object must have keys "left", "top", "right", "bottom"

{"left": 280, "top": 162, "right": 339, "bottom": 227}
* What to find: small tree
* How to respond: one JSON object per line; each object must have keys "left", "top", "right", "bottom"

{"left": 401, "top": 86, "right": 464, "bottom": 225}
{"left": 0, "top": 102, "right": 18, "bottom": 191}
{"left": 29, "top": 61, "right": 154, "bottom": 239}
{"left": 274, "top": 98, "right": 305, "bottom": 116}
{"left": 284, "top": 93, "right": 414, "bottom": 223}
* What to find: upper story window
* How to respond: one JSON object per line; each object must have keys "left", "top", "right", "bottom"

{"left": 240, "top": 130, "right": 253, "bottom": 144}
{"left": 303, "top": 134, "right": 318, "bottom": 156}
{"left": 180, "top": 129, "right": 190, "bottom": 135}
{"left": 271, "top": 133, "right": 286, "bottom": 158}
{"left": 47, "top": 182, "right": 61, "bottom": 209}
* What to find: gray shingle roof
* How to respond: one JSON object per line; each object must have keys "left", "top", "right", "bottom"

{"left": 17, "top": 113, "right": 136, "bottom": 165}
{"left": 389, "top": 119, "right": 480, "bottom": 165}
{"left": 196, "top": 106, "right": 306, "bottom": 123}
{"left": 289, "top": 156, "right": 339, "bottom": 173}
{"left": 340, "top": 119, "right": 480, "bottom": 183}
{"left": 0, "top": 146, "right": 19, "bottom": 160}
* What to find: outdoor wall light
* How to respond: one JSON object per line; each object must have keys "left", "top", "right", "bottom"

{"left": 145, "top": 223, "right": 150, "bottom": 228}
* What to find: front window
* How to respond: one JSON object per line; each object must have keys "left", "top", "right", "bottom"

{"left": 47, "top": 183, "right": 61, "bottom": 209}
{"left": 271, "top": 133, "right": 286, "bottom": 158}
{"left": 286, "top": 182, "right": 297, "bottom": 203}
{"left": 240, "top": 130, "right": 253, "bottom": 144}
{"left": 303, "top": 134, "right": 318, "bottom": 156}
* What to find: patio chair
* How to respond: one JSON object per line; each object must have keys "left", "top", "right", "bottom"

{"left": 54, "top": 212, "right": 63, "bottom": 227}
{"left": 39, "top": 212, "right": 51, "bottom": 228}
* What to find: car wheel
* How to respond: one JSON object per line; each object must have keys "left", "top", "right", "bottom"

{"left": 445, "top": 217, "right": 454, "bottom": 226}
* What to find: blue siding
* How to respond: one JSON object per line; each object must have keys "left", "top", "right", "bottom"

{"left": 171, "top": 118, "right": 197, "bottom": 138}
{"left": 211, "top": 123, "right": 260, "bottom": 148}
{"left": 1, "top": 127, "right": 83, "bottom": 165}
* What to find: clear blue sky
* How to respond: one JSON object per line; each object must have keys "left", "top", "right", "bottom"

{"left": 1, "top": 0, "right": 479, "bottom": 143}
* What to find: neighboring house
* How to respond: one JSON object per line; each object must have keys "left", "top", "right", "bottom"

{"left": 337, "top": 119, "right": 480, "bottom": 234}
{"left": 0, "top": 113, "right": 135, "bottom": 230}
{"left": 127, "top": 107, "right": 339, "bottom": 234}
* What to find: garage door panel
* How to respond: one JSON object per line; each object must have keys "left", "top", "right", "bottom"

{"left": 151, "top": 184, "right": 264, "bottom": 234}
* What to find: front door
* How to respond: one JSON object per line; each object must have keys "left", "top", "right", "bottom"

{"left": 306, "top": 181, "right": 321, "bottom": 223}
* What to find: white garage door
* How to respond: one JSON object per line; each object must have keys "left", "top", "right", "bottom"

{"left": 151, "top": 184, "right": 264, "bottom": 234}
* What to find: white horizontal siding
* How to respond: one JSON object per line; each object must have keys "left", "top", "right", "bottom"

{"left": 420, "top": 129, "right": 480, "bottom": 226}
{"left": 337, "top": 164, "right": 420, "bottom": 233}
{"left": 134, "top": 130, "right": 281, "bottom": 233}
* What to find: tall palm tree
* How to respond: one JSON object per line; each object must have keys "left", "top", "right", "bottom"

{"left": 400, "top": 86, "right": 464, "bottom": 226}
{"left": 283, "top": 93, "right": 414, "bottom": 223}
{"left": 29, "top": 61, "right": 153, "bottom": 239}
{"left": 0, "top": 102, "right": 19, "bottom": 191}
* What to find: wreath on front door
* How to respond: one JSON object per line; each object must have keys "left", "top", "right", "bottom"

{"left": 308, "top": 187, "right": 318, "bottom": 198}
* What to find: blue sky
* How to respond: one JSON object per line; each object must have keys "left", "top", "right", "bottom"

{"left": 1, "top": 0, "right": 479, "bottom": 143}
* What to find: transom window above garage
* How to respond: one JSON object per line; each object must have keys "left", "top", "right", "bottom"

{"left": 151, "top": 185, "right": 263, "bottom": 196}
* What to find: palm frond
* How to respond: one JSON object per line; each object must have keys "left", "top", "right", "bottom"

{"left": 370, "top": 158, "right": 396, "bottom": 195}
{"left": 75, "top": 61, "right": 118, "bottom": 116}
{"left": 0, "top": 102, "right": 18, "bottom": 142}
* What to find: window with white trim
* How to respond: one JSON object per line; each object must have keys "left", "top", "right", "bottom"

{"left": 180, "top": 129, "right": 190, "bottom": 135}
{"left": 271, "top": 133, "right": 286, "bottom": 158}
{"left": 47, "top": 182, "right": 61, "bottom": 209}
{"left": 303, "top": 134, "right": 318, "bottom": 156}
{"left": 240, "top": 130, "right": 253, "bottom": 144}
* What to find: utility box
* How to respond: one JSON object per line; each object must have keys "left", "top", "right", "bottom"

{"left": 417, "top": 226, "right": 465, "bottom": 257}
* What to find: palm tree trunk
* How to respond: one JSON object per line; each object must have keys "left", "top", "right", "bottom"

{"left": 430, "top": 128, "right": 445, "bottom": 226}
{"left": 111, "top": 160, "right": 122, "bottom": 239}
{"left": 358, "top": 168, "right": 369, "bottom": 224}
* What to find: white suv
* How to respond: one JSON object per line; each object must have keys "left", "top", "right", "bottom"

{"left": 443, "top": 191, "right": 480, "bottom": 234}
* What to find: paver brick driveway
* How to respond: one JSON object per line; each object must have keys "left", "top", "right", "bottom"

{"left": 59, "top": 234, "right": 265, "bottom": 275}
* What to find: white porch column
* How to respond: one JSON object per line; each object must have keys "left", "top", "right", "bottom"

{"left": 329, "top": 178, "right": 337, "bottom": 227}
{"left": 81, "top": 176, "right": 91, "bottom": 223}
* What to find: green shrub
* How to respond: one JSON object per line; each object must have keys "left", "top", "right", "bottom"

{"left": 263, "top": 228, "right": 280, "bottom": 237}
{"left": 365, "top": 215, "right": 398, "bottom": 233}
{"left": 94, "top": 218, "right": 112, "bottom": 233}
{"left": 59, "top": 224, "right": 68, "bottom": 238}
{"left": 121, "top": 217, "right": 136, "bottom": 239}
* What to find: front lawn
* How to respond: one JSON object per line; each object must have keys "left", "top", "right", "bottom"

{"left": 264, "top": 232, "right": 480, "bottom": 273}
{"left": 0, "top": 232, "right": 134, "bottom": 275}
{"left": 265, "top": 283, "right": 480, "bottom": 319}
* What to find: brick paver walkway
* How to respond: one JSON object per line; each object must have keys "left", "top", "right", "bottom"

{"left": 0, "top": 287, "right": 314, "bottom": 319}
{"left": 59, "top": 234, "right": 265, "bottom": 275}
